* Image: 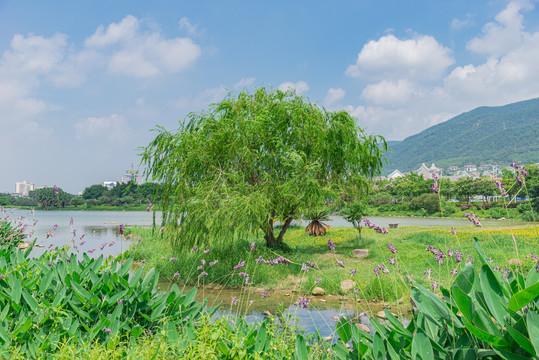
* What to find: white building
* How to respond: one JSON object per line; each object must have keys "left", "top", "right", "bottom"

{"left": 102, "top": 181, "right": 117, "bottom": 190}
{"left": 120, "top": 169, "right": 143, "bottom": 185}
{"left": 387, "top": 169, "right": 405, "bottom": 179}
{"left": 415, "top": 163, "right": 441, "bottom": 180}
{"left": 15, "top": 181, "right": 35, "bottom": 196}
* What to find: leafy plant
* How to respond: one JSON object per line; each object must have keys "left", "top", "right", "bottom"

{"left": 304, "top": 211, "right": 332, "bottom": 236}
{"left": 323, "top": 237, "right": 539, "bottom": 359}
{"left": 0, "top": 243, "right": 216, "bottom": 358}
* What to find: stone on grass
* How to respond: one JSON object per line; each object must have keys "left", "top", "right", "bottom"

{"left": 356, "top": 323, "right": 371, "bottom": 333}
{"left": 340, "top": 279, "right": 356, "bottom": 293}
{"left": 353, "top": 249, "right": 369, "bottom": 258}
{"left": 508, "top": 258, "right": 524, "bottom": 265}
{"left": 312, "top": 287, "right": 325, "bottom": 296}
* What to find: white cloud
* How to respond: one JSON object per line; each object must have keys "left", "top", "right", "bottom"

{"left": 324, "top": 88, "right": 345, "bottom": 106}
{"left": 346, "top": 34, "right": 454, "bottom": 81}
{"left": 466, "top": 1, "right": 530, "bottom": 56}
{"left": 179, "top": 17, "right": 199, "bottom": 36}
{"left": 85, "top": 15, "right": 139, "bottom": 47}
{"left": 361, "top": 80, "right": 415, "bottom": 106}
{"left": 451, "top": 13, "right": 474, "bottom": 29}
{"left": 74, "top": 114, "right": 130, "bottom": 142}
{"left": 278, "top": 81, "right": 309, "bottom": 94}
{"left": 86, "top": 15, "right": 202, "bottom": 78}
{"left": 234, "top": 77, "right": 256, "bottom": 89}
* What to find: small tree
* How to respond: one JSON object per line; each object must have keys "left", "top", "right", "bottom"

{"left": 343, "top": 200, "right": 369, "bottom": 239}
{"left": 142, "top": 88, "right": 387, "bottom": 248}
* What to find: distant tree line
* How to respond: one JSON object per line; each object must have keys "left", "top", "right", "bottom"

{"left": 1, "top": 182, "right": 160, "bottom": 209}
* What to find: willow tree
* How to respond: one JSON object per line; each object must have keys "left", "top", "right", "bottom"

{"left": 141, "top": 88, "right": 387, "bottom": 248}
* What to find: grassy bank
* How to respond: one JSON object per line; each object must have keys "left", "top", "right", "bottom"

{"left": 128, "top": 222, "right": 539, "bottom": 303}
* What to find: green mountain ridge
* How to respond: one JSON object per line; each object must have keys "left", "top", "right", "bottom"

{"left": 384, "top": 97, "right": 539, "bottom": 173}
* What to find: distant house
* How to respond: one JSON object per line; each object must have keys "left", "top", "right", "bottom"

{"left": 415, "top": 163, "right": 441, "bottom": 180}
{"left": 464, "top": 164, "right": 477, "bottom": 172}
{"left": 447, "top": 166, "right": 460, "bottom": 172}
{"left": 387, "top": 169, "right": 405, "bottom": 179}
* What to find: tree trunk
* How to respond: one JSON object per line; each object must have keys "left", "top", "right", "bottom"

{"left": 262, "top": 217, "right": 293, "bottom": 248}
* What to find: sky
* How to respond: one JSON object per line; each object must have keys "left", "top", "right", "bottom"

{"left": 1, "top": 0, "right": 539, "bottom": 194}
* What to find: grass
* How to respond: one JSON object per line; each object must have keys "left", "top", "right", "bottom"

{"left": 128, "top": 221, "right": 539, "bottom": 306}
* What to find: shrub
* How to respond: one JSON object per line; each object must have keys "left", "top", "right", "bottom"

{"left": 460, "top": 203, "right": 473, "bottom": 211}
{"left": 409, "top": 193, "right": 440, "bottom": 214}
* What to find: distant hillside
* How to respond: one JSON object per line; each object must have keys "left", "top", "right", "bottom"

{"left": 384, "top": 98, "right": 539, "bottom": 173}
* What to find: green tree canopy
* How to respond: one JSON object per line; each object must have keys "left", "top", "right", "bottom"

{"left": 30, "top": 187, "right": 72, "bottom": 208}
{"left": 82, "top": 184, "right": 109, "bottom": 200}
{"left": 142, "top": 88, "right": 387, "bottom": 248}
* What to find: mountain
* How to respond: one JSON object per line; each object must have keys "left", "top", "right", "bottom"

{"left": 384, "top": 97, "right": 539, "bottom": 173}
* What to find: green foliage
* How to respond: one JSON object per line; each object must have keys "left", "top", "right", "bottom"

{"left": 409, "top": 193, "right": 441, "bottom": 214}
{"left": 0, "top": 220, "right": 27, "bottom": 247}
{"left": 385, "top": 97, "right": 539, "bottom": 172}
{"left": 82, "top": 184, "right": 109, "bottom": 200}
{"left": 342, "top": 200, "right": 369, "bottom": 238}
{"left": 0, "top": 244, "right": 216, "bottom": 358}
{"left": 141, "top": 87, "right": 387, "bottom": 248}
{"left": 30, "top": 187, "right": 72, "bottom": 208}
{"left": 324, "top": 238, "right": 539, "bottom": 359}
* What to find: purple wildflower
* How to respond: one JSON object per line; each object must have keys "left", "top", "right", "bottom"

{"left": 233, "top": 261, "right": 246, "bottom": 271}
{"left": 118, "top": 224, "right": 124, "bottom": 235}
{"left": 231, "top": 296, "right": 238, "bottom": 305}
{"left": 464, "top": 212, "right": 482, "bottom": 227}
{"left": 305, "top": 261, "right": 319, "bottom": 270}
{"left": 386, "top": 243, "right": 397, "bottom": 254}
{"left": 350, "top": 269, "right": 356, "bottom": 276}
{"left": 199, "top": 271, "right": 208, "bottom": 278}
{"left": 495, "top": 181, "right": 508, "bottom": 197}
{"left": 87, "top": 249, "right": 96, "bottom": 253}
{"left": 327, "top": 239, "right": 336, "bottom": 252}
{"left": 174, "top": 272, "right": 180, "bottom": 278}
{"left": 169, "top": 257, "right": 177, "bottom": 262}
{"left": 301, "top": 263, "right": 310, "bottom": 272}
{"left": 296, "top": 297, "right": 310, "bottom": 309}
{"left": 79, "top": 241, "right": 86, "bottom": 246}
{"left": 104, "top": 327, "right": 111, "bottom": 334}
{"left": 191, "top": 245, "right": 199, "bottom": 252}
{"left": 140, "top": 258, "right": 146, "bottom": 263}
{"left": 336, "top": 259, "right": 345, "bottom": 268}
{"left": 53, "top": 185, "right": 58, "bottom": 196}
{"left": 117, "top": 298, "right": 124, "bottom": 305}
{"left": 66, "top": 258, "right": 72, "bottom": 263}
{"left": 432, "top": 281, "right": 439, "bottom": 290}
{"left": 314, "top": 278, "right": 321, "bottom": 285}
{"left": 249, "top": 300, "right": 254, "bottom": 306}
{"left": 197, "top": 266, "right": 203, "bottom": 270}
{"left": 203, "top": 249, "right": 210, "bottom": 254}
{"left": 146, "top": 201, "right": 152, "bottom": 212}
{"left": 209, "top": 260, "right": 218, "bottom": 267}
{"left": 262, "top": 291, "right": 270, "bottom": 298}
{"left": 250, "top": 242, "right": 256, "bottom": 252}
{"left": 52, "top": 224, "right": 58, "bottom": 231}
{"left": 374, "top": 266, "right": 380, "bottom": 276}
{"left": 450, "top": 268, "right": 458, "bottom": 276}
{"left": 0, "top": 274, "right": 5, "bottom": 280}
{"left": 451, "top": 227, "right": 457, "bottom": 236}
{"left": 69, "top": 217, "right": 74, "bottom": 226}
{"left": 389, "top": 257, "right": 396, "bottom": 265}
{"left": 201, "top": 259, "right": 206, "bottom": 265}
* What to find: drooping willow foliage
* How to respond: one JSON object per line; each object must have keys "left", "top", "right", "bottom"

{"left": 141, "top": 88, "right": 387, "bottom": 248}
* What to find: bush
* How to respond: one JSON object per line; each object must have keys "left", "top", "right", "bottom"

{"left": 409, "top": 193, "right": 440, "bottom": 214}
{"left": 517, "top": 202, "right": 532, "bottom": 213}
{"left": 460, "top": 203, "right": 473, "bottom": 211}
{"left": 488, "top": 207, "right": 506, "bottom": 219}
{"left": 520, "top": 210, "right": 537, "bottom": 221}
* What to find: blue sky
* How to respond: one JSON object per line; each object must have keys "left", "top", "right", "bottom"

{"left": 1, "top": 0, "right": 539, "bottom": 193}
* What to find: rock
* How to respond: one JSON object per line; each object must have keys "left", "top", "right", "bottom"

{"left": 312, "top": 287, "right": 325, "bottom": 296}
{"left": 352, "top": 249, "right": 369, "bottom": 258}
{"left": 508, "top": 258, "right": 524, "bottom": 265}
{"left": 263, "top": 311, "right": 273, "bottom": 317}
{"left": 377, "top": 310, "right": 397, "bottom": 319}
{"left": 323, "top": 336, "right": 333, "bottom": 341}
{"left": 340, "top": 280, "right": 356, "bottom": 293}
{"left": 284, "top": 293, "right": 290, "bottom": 296}
{"left": 18, "top": 242, "right": 30, "bottom": 250}
{"left": 499, "top": 217, "right": 506, "bottom": 220}
{"left": 319, "top": 299, "right": 327, "bottom": 303}
{"left": 356, "top": 323, "right": 371, "bottom": 333}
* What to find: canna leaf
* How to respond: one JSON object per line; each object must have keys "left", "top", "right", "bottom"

{"left": 508, "top": 281, "right": 539, "bottom": 312}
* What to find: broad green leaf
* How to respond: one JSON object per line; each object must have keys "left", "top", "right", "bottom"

{"left": 373, "top": 332, "right": 387, "bottom": 360}
{"left": 295, "top": 334, "right": 308, "bottom": 360}
{"left": 336, "top": 317, "right": 352, "bottom": 344}
{"left": 411, "top": 329, "right": 433, "bottom": 360}
{"left": 528, "top": 310, "right": 539, "bottom": 355}
{"left": 525, "top": 264, "right": 539, "bottom": 287}
{"left": 384, "top": 309, "right": 413, "bottom": 339}
{"left": 479, "top": 264, "right": 507, "bottom": 326}
{"left": 11, "top": 277, "right": 21, "bottom": 305}
{"left": 460, "top": 317, "right": 510, "bottom": 348}
{"left": 453, "top": 262, "right": 476, "bottom": 294}
{"left": 493, "top": 347, "right": 535, "bottom": 360}
{"left": 39, "top": 270, "right": 53, "bottom": 293}
{"left": 254, "top": 321, "right": 267, "bottom": 352}
{"left": 21, "top": 289, "right": 39, "bottom": 314}
{"left": 52, "top": 287, "right": 66, "bottom": 308}
{"left": 70, "top": 280, "right": 92, "bottom": 302}
{"left": 140, "top": 268, "right": 158, "bottom": 293}
{"left": 505, "top": 323, "right": 535, "bottom": 356}
{"left": 508, "top": 281, "right": 539, "bottom": 312}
